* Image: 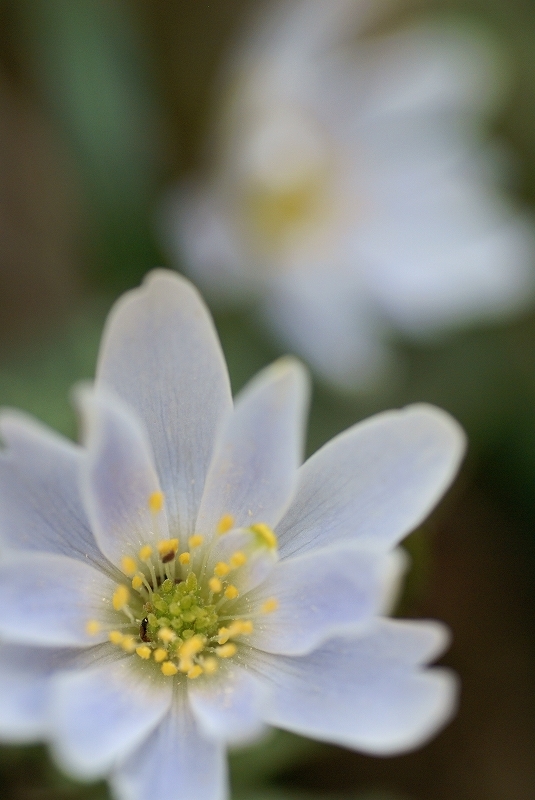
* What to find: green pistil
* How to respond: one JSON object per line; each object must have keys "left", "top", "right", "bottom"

{"left": 142, "top": 572, "right": 219, "bottom": 644}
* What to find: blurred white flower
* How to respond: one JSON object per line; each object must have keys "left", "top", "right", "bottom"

{"left": 166, "top": 0, "right": 535, "bottom": 389}
{"left": 0, "top": 270, "right": 465, "bottom": 800}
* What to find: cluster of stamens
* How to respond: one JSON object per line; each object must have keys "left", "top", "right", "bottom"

{"left": 86, "top": 493, "right": 278, "bottom": 679}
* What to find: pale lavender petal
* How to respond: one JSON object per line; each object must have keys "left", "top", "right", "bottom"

{"left": 0, "top": 411, "right": 107, "bottom": 571}
{"left": 77, "top": 387, "right": 169, "bottom": 568}
{"left": 111, "top": 694, "right": 227, "bottom": 800}
{"left": 196, "top": 358, "right": 309, "bottom": 537}
{"left": 189, "top": 664, "right": 268, "bottom": 745}
{"left": 0, "top": 552, "right": 116, "bottom": 646}
{"left": 277, "top": 404, "right": 465, "bottom": 558}
{"left": 50, "top": 657, "right": 172, "bottom": 780}
{"left": 248, "top": 618, "right": 456, "bottom": 755}
{"left": 245, "top": 545, "right": 385, "bottom": 655}
{"left": 96, "top": 270, "right": 232, "bottom": 536}
{"left": 0, "top": 645, "right": 74, "bottom": 742}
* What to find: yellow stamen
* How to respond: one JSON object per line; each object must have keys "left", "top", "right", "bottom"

{"left": 209, "top": 576, "right": 222, "bottom": 594}
{"left": 148, "top": 490, "right": 164, "bottom": 513}
{"left": 121, "top": 556, "right": 137, "bottom": 577}
{"left": 250, "top": 522, "right": 278, "bottom": 549}
{"left": 121, "top": 635, "right": 136, "bottom": 653}
{"left": 85, "top": 620, "right": 101, "bottom": 636}
{"left": 261, "top": 598, "right": 279, "bottom": 614}
{"left": 161, "top": 661, "right": 178, "bottom": 676}
{"left": 157, "top": 538, "right": 179, "bottom": 562}
{"left": 227, "top": 620, "right": 253, "bottom": 637}
{"left": 217, "top": 514, "right": 234, "bottom": 534}
{"left": 136, "top": 645, "right": 152, "bottom": 660}
{"left": 179, "top": 634, "right": 205, "bottom": 659}
{"left": 178, "top": 658, "right": 193, "bottom": 674}
{"left": 153, "top": 648, "right": 168, "bottom": 663}
{"left": 178, "top": 552, "right": 190, "bottom": 565}
{"left": 131, "top": 574, "right": 143, "bottom": 591}
{"left": 229, "top": 551, "right": 247, "bottom": 569}
{"left": 217, "top": 626, "right": 230, "bottom": 645}
{"left": 187, "top": 665, "right": 203, "bottom": 679}
{"left": 214, "top": 562, "right": 230, "bottom": 577}
{"left": 112, "top": 585, "right": 130, "bottom": 611}
{"left": 188, "top": 534, "right": 204, "bottom": 549}
{"left": 216, "top": 643, "right": 237, "bottom": 658}
{"left": 203, "top": 657, "right": 218, "bottom": 675}
{"left": 108, "top": 630, "right": 124, "bottom": 646}
{"left": 224, "top": 585, "right": 239, "bottom": 600}
{"left": 158, "top": 627, "right": 176, "bottom": 644}
{"left": 139, "top": 544, "right": 153, "bottom": 561}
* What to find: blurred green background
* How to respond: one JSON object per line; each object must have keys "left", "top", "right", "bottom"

{"left": 0, "top": 1, "right": 534, "bottom": 798}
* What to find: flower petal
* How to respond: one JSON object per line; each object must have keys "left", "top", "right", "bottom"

{"left": 196, "top": 357, "right": 309, "bottom": 537}
{"left": 246, "top": 545, "right": 385, "bottom": 655}
{"left": 277, "top": 404, "right": 465, "bottom": 558}
{"left": 189, "top": 664, "right": 268, "bottom": 745}
{"left": 77, "top": 387, "right": 169, "bottom": 568}
{"left": 111, "top": 694, "right": 227, "bottom": 800}
{"left": 0, "top": 411, "right": 107, "bottom": 570}
{"left": 248, "top": 618, "right": 457, "bottom": 755}
{"left": 0, "top": 552, "right": 116, "bottom": 646}
{"left": 96, "top": 270, "right": 232, "bottom": 536}
{"left": 0, "top": 645, "right": 74, "bottom": 742}
{"left": 50, "top": 657, "right": 172, "bottom": 780}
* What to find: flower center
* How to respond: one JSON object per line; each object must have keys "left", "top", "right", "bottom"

{"left": 86, "top": 496, "right": 278, "bottom": 680}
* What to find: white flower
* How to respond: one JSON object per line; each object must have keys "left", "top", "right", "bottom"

{"left": 167, "top": 0, "right": 535, "bottom": 389}
{"left": 0, "top": 270, "right": 465, "bottom": 800}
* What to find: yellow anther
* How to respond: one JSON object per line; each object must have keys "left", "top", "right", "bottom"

{"left": 85, "top": 620, "right": 101, "bottom": 636}
{"left": 250, "top": 522, "right": 278, "bottom": 549}
{"left": 214, "top": 562, "right": 230, "bottom": 577}
{"left": 157, "top": 538, "right": 179, "bottom": 562}
{"left": 209, "top": 576, "right": 223, "bottom": 593}
{"left": 121, "top": 635, "right": 136, "bottom": 653}
{"left": 217, "top": 627, "right": 230, "bottom": 645}
{"left": 261, "top": 598, "right": 279, "bottom": 614}
{"left": 108, "top": 630, "right": 124, "bottom": 646}
{"left": 153, "top": 648, "right": 168, "bottom": 663}
{"left": 161, "top": 661, "right": 178, "bottom": 677}
{"left": 131, "top": 574, "right": 143, "bottom": 591}
{"left": 217, "top": 514, "right": 235, "bottom": 534}
{"left": 148, "top": 490, "right": 164, "bottom": 513}
{"left": 136, "top": 645, "right": 152, "bottom": 660}
{"left": 121, "top": 556, "right": 137, "bottom": 577}
{"left": 179, "top": 634, "right": 205, "bottom": 659}
{"left": 178, "top": 658, "right": 193, "bottom": 674}
{"left": 230, "top": 551, "right": 247, "bottom": 569}
{"left": 139, "top": 544, "right": 153, "bottom": 561}
{"left": 224, "top": 585, "right": 239, "bottom": 600}
{"left": 158, "top": 627, "right": 176, "bottom": 644}
{"left": 203, "top": 657, "right": 218, "bottom": 675}
{"left": 112, "top": 585, "right": 130, "bottom": 611}
{"left": 178, "top": 552, "right": 190, "bottom": 565}
{"left": 187, "top": 665, "right": 203, "bottom": 679}
{"left": 188, "top": 534, "right": 204, "bottom": 549}
{"left": 228, "top": 620, "right": 253, "bottom": 638}
{"left": 216, "top": 643, "right": 237, "bottom": 659}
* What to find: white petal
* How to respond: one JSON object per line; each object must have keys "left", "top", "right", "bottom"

{"left": 189, "top": 664, "right": 268, "bottom": 745}
{"left": 96, "top": 270, "right": 232, "bottom": 537}
{"left": 196, "top": 358, "right": 309, "bottom": 537}
{"left": 111, "top": 693, "right": 227, "bottom": 800}
{"left": 77, "top": 387, "right": 169, "bottom": 567}
{"left": 246, "top": 545, "right": 385, "bottom": 655}
{"left": 248, "top": 618, "right": 456, "bottom": 755}
{"left": 277, "top": 404, "right": 466, "bottom": 558}
{"left": 0, "top": 411, "right": 107, "bottom": 570}
{"left": 0, "top": 552, "right": 116, "bottom": 646}
{"left": 0, "top": 645, "right": 73, "bottom": 742}
{"left": 50, "top": 657, "right": 172, "bottom": 780}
